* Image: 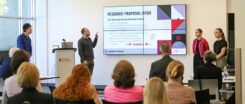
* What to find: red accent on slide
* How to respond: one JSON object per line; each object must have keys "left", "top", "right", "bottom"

{"left": 171, "top": 19, "right": 184, "bottom": 33}
{"left": 157, "top": 40, "right": 172, "bottom": 55}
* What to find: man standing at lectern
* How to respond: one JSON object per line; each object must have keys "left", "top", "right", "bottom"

{"left": 78, "top": 28, "right": 98, "bottom": 75}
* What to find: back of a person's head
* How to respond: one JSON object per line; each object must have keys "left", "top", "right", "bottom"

{"left": 160, "top": 41, "right": 170, "bottom": 54}
{"left": 70, "top": 64, "right": 91, "bottom": 84}
{"left": 17, "top": 62, "right": 39, "bottom": 88}
{"left": 112, "top": 60, "right": 135, "bottom": 89}
{"left": 144, "top": 77, "right": 169, "bottom": 104}
{"left": 10, "top": 50, "right": 30, "bottom": 74}
{"left": 53, "top": 64, "right": 92, "bottom": 102}
{"left": 9, "top": 48, "right": 20, "bottom": 57}
{"left": 23, "top": 23, "right": 31, "bottom": 32}
{"left": 166, "top": 60, "right": 184, "bottom": 80}
{"left": 204, "top": 50, "right": 216, "bottom": 63}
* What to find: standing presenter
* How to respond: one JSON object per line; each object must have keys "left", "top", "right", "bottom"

{"left": 78, "top": 28, "right": 98, "bottom": 75}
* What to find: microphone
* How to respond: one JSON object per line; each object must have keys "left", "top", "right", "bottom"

{"left": 62, "top": 39, "right": 67, "bottom": 48}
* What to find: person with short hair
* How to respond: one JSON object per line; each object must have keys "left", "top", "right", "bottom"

{"left": 166, "top": 60, "right": 196, "bottom": 104}
{"left": 78, "top": 27, "right": 98, "bottom": 75}
{"left": 7, "top": 62, "right": 54, "bottom": 104}
{"left": 4, "top": 50, "right": 42, "bottom": 97}
{"left": 144, "top": 77, "right": 169, "bottom": 104}
{"left": 194, "top": 50, "right": 222, "bottom": 89}
{"left": 53, "top": 64, "right": 101, "bottom": 104}
{"left": 104, "top": 60, "right": 144, "bottom": 103}
{"left": 17, "top": 23, "right": 32, "bottom": 56}
{"left": 214, "top": 28, "right": 227, "bottom": 68}
{"left": 149, "top": 41, "right": 174, "bottom": 81}
{"left": 0, "top": 48, "right": 19, "bottom": 80}
{"left": 193, "top": 28, "right": 210, "bottom": 75}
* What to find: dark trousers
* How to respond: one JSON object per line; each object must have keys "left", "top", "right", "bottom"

{"left": 193, "top": 54, "right": 204, "bottom": 76}
{"left": 87, "top": 59, "right": 94, "bottom": 75}
{"left": 81, "top": 59, "right": 94, "bottom": 75}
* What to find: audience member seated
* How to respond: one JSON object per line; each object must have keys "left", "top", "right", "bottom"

{"left": 149, "top": 41, "right": 173, "bottom": 81}
{"left": 4, "top": 50, "right": 42, "bottom": 97}
{"left": 7, "top": 62, "right": 54, "bottom": 104}
{"left": 53, "top": 64, "right": 101, "bottom": 104}
{"left": 165, "top": 60, "right": 196, "bottom": 104}
{"left": 194, "top": 50, "right": 222, "bottom": 89}
{"left": 104, "top": 60, "right": 144, "bottom": 103}
{"left": 0, "top": 48, "right": 19, "bottom": 80}
{"left": 144, "top": 77, "right": 169, "bottom": 104}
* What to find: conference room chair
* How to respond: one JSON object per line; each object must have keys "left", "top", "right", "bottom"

{"left": 188, "top": 79, "right": 219, "bottom": 101}
{"left": 54, "top": 98, "right": 95, "bottom": 104}
{"left": 195, "top": 89, "right": 210, "bottom": 104}
{"left": 0, "top": 78, "right": 6, "bottom": 104}
{"left": 49, "top": 85, "right": 56, "bottom": 95}
{"left": 102, "top": 99, "right": 142, "bottom": 104}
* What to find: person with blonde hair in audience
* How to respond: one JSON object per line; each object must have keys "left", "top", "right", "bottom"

{"left": 4, "top": 50, "right": 42, "bottom": 97}
{"left": 104, "top": 60, "right": 144, "bottom": 103}
{"left": 166, "top": 60, "right": 196, "bottom": 104}
{"left": 53, "top": 64, "right": 101, "bottom": 104}
{"left": 0, "top": 47, "right": 19, "bottom": 80}
{"left": 144, "top": 77, "right": 169, "bottom": 104}
{"left": 7, "top": 62, "right": 54, "bottom": 104}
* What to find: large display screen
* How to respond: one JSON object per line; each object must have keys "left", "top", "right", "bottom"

{"left": 104, "top": 5, "right": 186, "bottom": 55}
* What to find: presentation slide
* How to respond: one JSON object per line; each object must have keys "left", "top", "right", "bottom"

{"left": 104, "top": 5, "right": 186, "bottom": 55}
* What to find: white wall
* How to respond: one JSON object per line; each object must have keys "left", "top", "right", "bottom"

{"left": 41, "top": 0, "right": 227, "bottom": 85}
{"left": 235, "top": 0, "right": 245, "bottom": 103}
{"left": 47, "top": 0, "right": 73, "bottom": 82}
{"left": 36, "top": 0, "right": 48, "bottom": 77}
{"left": 227, "top": 0, "right": 235, "bottom": 13}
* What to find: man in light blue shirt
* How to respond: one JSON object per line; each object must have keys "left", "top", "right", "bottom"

{"left": 17, "top": 23, "right": 32, "bottom": 56}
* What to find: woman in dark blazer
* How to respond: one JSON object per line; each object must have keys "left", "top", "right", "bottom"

{"left": 7, "top": 62, "right": 54, "bottom": 104}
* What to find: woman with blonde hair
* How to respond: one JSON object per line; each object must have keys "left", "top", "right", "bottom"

{"left": 53, "top": 64, "right": 101, "bottom": 104}
{"left": 166, "top": 60, "right": 196, "bottom": 104}
{"left": 192, "top": 28, "right": 209, "bottom": 75}
{"left": 4, "top": 50, "right": 42, "bottom": 97}
{"left": 7, "top": 62, "right": 54, "bottom": 104}
{"left": 214, "top": 28, "right": 227, "bottom": 68}
{"left": 144, "top": 77, "right": 169, "bottom": 104}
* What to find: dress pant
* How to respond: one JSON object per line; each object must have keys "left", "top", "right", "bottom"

{"left": 193, "top": 54, "right": 204, "bottom": 76}
{"left": 81, "top": 59, "right": 94, "bottom": 75}
{"left": 87, "top": 59, "right": 94, "bottom": 75}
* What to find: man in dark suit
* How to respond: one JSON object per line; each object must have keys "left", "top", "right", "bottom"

{"left": 149, "top": 41, "right": 173, "bottom": 81}
{"left": 194, "top": 50, "right": 222, "bottom": 89}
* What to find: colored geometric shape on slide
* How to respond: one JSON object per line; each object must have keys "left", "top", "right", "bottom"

{"left": 172, "top": 41, "right": 186, "bottom": 48}
{"left": 172, "top": 5, "right": 186, "bottom": 19}
{"left": 157, "top": 6, "right": 170, "bottom": 20}
{"left": 171, "top": 19, "right": 185, "bottom": 33}
{"left": 172, "top": 29, "right": 186, "bottom": 34}
{"left": 157, "top": 5, "right": 171, "bottom": 20}
{"left": 157, "top": 40, "right": 172, "bottom": 55}
{"left": 176, "top": 20, "right": 186, "bottom": 30}
{"left": 171, "top": 5, "right": 185, "bottom": 19}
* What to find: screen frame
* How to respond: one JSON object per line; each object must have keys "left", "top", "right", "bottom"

{"left": 103, "top": 4, "right": 187, "bottom": 55}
